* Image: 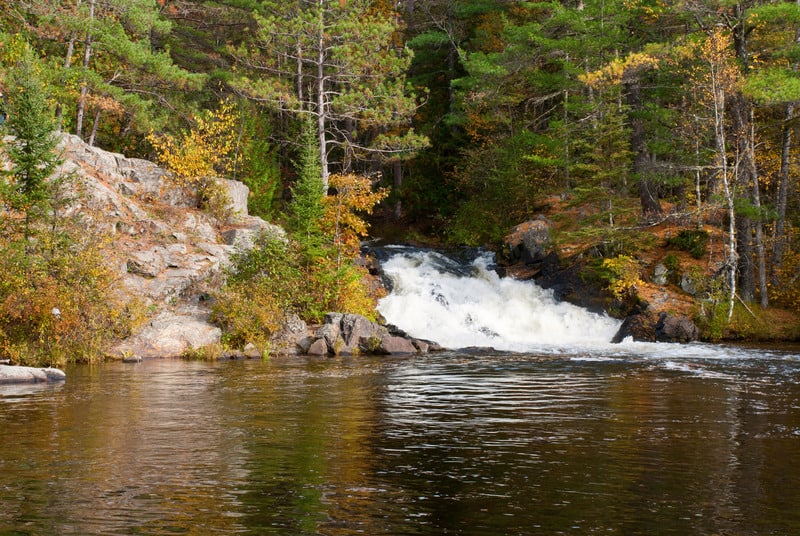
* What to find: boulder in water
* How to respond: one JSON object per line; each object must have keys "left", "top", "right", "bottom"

{"left": 301, "top": 313, "right": 440, "bottom": 356}
{"left": 0, "top": 365, "right": 66, "bottom": 384}
{"left": 656, "top": 312, "right": 700, "bottom": 343}
{"left": 612, "top": 311, "right": 699, "bottom": 343}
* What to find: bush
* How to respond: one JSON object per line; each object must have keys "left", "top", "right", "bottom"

{"left": 212, "top": 233, "right": 384, "bottom": 351}
{"left": 667, "top": 229, "right": 709, "bottom": 259}
{"left": 0, "top": 227, "right": 140, "bottom": 366}
{"left": 663, "top": 253, "right": 681, "bottom": 285}
{"left": 599, "top": 255, "right": 644, "bottom": 300}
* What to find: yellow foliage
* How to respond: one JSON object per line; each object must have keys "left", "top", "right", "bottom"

{"left": 147, "top": 100, "right": 240, "bottom": 217}
{"left": 602, "top": 255, "right": 644, "bottom": 300}
{"left": 323, "top": 173, "right": 389, "bottom": 262}
{"left": 581, "top": 53, "right": 660, "bottom": 88}
{"left": 0, "top": 225, "right": 140, "bottom": 366}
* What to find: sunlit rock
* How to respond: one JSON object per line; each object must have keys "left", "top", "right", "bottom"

{"left": 0, "top": 365, "right": 66, "bottom": 384}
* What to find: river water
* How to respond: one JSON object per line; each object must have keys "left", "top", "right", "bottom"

{"left": 2, "top": 248, "right": 800, "bottom": 535}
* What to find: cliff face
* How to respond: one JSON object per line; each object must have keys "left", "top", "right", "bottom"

{"left": 56, "top": 134, "right": 283, "bottom": 358}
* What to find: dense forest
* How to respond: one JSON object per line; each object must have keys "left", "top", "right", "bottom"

{"left": 1, "top": 0, "right": 799, "bottom": 362}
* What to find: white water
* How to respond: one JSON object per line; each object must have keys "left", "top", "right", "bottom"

{"left": 376, "top": 248, "right": 800, "bottom": 363}
{"left": 377, "top": 247, "right": 621, "bottom": 353}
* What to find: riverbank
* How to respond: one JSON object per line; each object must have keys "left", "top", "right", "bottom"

{"left": 371, "top": 197, "right": 800, "bottom": 344}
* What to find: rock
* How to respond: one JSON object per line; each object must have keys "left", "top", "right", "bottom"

{"left": 5, "top": 133, "right": 298, "bottom": 358}
{"left": 340, "top": 313, "right": 389, "bottom": 354}
{"left": 307, "top": 338, "right": 329, "bottom": 356}
{"left": 126, "top": 248, "right": 164, "bottom": 278}
{"left": 269, "top": 314, "right": 309, "bottom": 356}
{"left": 681, "top": 273, "right": 698, "bottom": 296}
{"left": 612, "top": 311, "right": 700, "bottom": 343}
{"left": 378, "top": 336, "right": 418, "bottom": 355}
{"left": 223, "top": 179, "right": 250, "bottom": 217}
{"left": 294, "top": 313, "right": 439, "bottom": 356}
{"left": 315, "top": 322, "right": 342, "bottom": 353}
{"left": 243, "top": 343, "right": 262, "bottom": 358}
{"left": 221, "top": 218, "right": 287, "bottom": 250}
{"left": 113, "top": 305, "right": 221, "bottom": 358}
{"left": 652, "top": 263, "right": 668, "bottom": 286}
{"left": 0, "top": 365, "right": 66, "bottom": 384}
{"left": 500, "top": 217, "right": 552, "bottom": 267}
{"left": 611, "top": 312, "right": 658, "bottom": 343}
{"left": 656, "top": 313, "right": 700, "bottom": 343}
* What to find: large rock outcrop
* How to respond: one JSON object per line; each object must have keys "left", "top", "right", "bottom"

{"left": 55, "top": 134, "right": 284, "bottom": 358}
{"left": 54, "top": 135, "right": 430, "bottom": 359}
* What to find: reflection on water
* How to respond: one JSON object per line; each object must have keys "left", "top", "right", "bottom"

{"left": 1, "top": 349, "right": 799, "bottom": 535}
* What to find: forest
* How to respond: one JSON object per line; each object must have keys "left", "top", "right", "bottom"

{"left": 1, "top": 0, "right": 799, "bottom": 363}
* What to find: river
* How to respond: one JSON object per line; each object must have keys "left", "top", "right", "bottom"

{"left": 1, "top": 248, "right": 799, "bottom": 535}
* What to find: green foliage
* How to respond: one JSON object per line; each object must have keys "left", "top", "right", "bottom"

{"left": 231, "top": 0, "right": 427, "bottom": 181}
{"left": 663, "top": 253, "right": 682, "bottom": 285}
{"left": 667, "top": 229, "right": 708, "bottom": 259}
{"left": 236, "top": 109, "right": 281, "bottom": 219}
{"left": 0, "top": 40, "right": 61, "bottom": 235}
{"left": 743, "top": 68, "right": 800, "bottom": 105}
{"left": 287, "top": 118, "right": 326, "bottom": 254}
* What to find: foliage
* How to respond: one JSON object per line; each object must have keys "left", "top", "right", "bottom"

{"left": 0, "top": 39, "right": 61, "bottom": 236}
{"left": 287, "top": 118, "right": 326, "bottom": 254}
{"left": 38, "top": 0, "right": 202, "bottom": 149}
{"left": 213, "top": 233, "right": 384, "bottom": 351}
{"left": 667, "top": 229, "right": 709, "bottom": 259}
{"left": 599, "top": 255, "right": 644, "bottom": 301}
{"left": 147, "top": 100, "right": 240, "bottom": 220}
{"left": 322, "top": 173, "right": 389, "bottom": 266}
{"left": 235, "top": 106, "right": 281, "bottom": 219}
{"left": 663, "top": 253, "right": 682, "bottom": 285}
{"left": 0, "top": 204, "right": 140, "bottom": 367}
{"left": 232, "top": 0, "right": 428, "bottom": 188}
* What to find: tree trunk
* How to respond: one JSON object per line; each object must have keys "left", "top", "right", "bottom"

{"left": 316, "top": 1, "right": 329, "bottom": 192}
{"left": 393, "top": 159, "right": 403, "bottom": 221}
{"left": 87, "top": 107, "right": 101, "bottom": 147}
{"left": 771, "top": 101, "right": 793, "bottom": 285}
{"left": 731, "top": 93, "right": 757, "bottom": 303}
{"left": 75, "top": 0, "right": 95, "bottom": 139}
{"left": 626, "top": 78, "right": 662, "bottom": 220}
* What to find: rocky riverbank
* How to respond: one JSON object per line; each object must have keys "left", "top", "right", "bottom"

{"left": 56, "top": 134, "right": 437, "bottom": 359}
{"left": 497, "top": 215, "right": 800, "bottom": 343}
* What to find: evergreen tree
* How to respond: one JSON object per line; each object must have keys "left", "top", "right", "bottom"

{"left": 288, "top": 118, "right": 326, "bottom": 255}
{"left": 0, "top": 40, "right": 61, "bottom": 238}
{"left": 232, "top": 0, "right": 427, "bottom": 190}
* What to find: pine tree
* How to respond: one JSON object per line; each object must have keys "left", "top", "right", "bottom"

{"left": 1, "top": 41, "right": 61, "bottom": 238}
{"left": 232, "top": 0, "right": 427, "bottom": 190}
{"left": 288, "top": 118, "right": 326, "bottom": 256}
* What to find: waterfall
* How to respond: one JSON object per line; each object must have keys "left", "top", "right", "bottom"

{"left": 376, "top": 247, "right": 622, "bottom": 353}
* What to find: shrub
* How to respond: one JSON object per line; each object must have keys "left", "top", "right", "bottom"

{"left": 0, "top": 226, "right": 140, "bottom": 366}
{"left": 667, "top": 229, "right": 709, "bottom": 259}
{"left": 599, "top": 255, "right": 644, "bottom": 300}
{"left": 663, "top": 253, "right": 681, "bottom": 285}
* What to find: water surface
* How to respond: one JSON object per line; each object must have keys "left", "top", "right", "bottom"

{"left": 2, "top": 350, "right": 799, "bottom": 535}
